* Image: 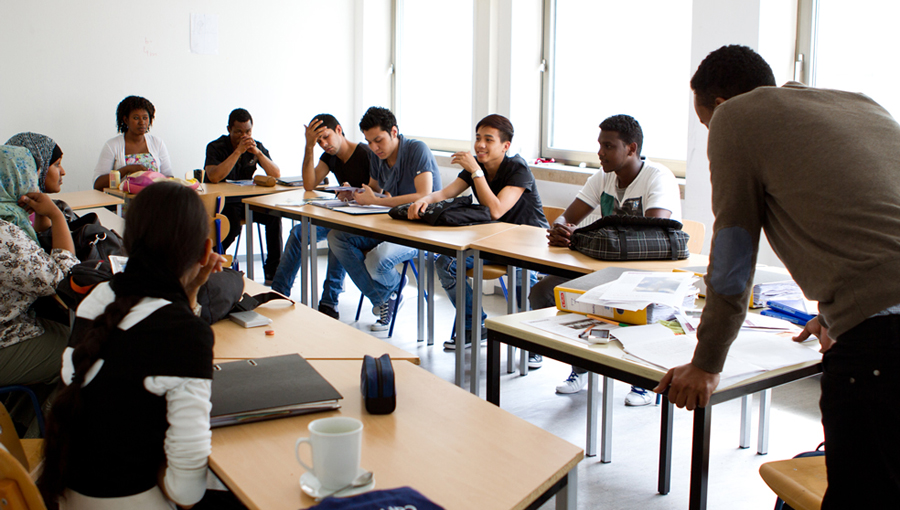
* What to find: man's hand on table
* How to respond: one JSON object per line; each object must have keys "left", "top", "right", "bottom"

{"left": 654, "top": 363, "right": 720, "bottom": 410}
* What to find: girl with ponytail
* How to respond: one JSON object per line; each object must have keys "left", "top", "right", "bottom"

{"left": 38, "top": 181, "right": 226, "bottom": 509}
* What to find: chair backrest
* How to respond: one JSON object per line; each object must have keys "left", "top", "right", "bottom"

{"left": 0, "top": 446, "right": 46, "bottom": 510}
{"left": 0, "top": 403, "right": 28, "bottom": 471}
{"left": 542, "top": 206, "right": 565, "bottom": 225}
{"left": 681, "top": 219, "right": 706, "bottom": 254}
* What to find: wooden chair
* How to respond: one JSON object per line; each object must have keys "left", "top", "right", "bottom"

{"left": 0, "top": 445, "right": 46, "bottom": 510}
{"left": 198, "top": 194, "right": 234, "bottom": 267}
{"left": 760, "top": 455, "right": 827, "bottom": 510}
{"left": 0, "top": 402, "right": 43, "bottom": 484}
{"left": 681, "top": 218, "right": 706, "bottom": 254}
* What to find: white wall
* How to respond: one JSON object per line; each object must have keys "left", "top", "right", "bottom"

{"left": 0, "top": 0, "right": 358, "bottom": 191}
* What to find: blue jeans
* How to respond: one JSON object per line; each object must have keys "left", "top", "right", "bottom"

{"left": 435, "top": 254, "right": 538, "bottom": 331}
{"left": 327, "top": 231, "right": 417, "bottom": 307}
{"left": 271, "top": 223, "right": 344, "bottom": 308}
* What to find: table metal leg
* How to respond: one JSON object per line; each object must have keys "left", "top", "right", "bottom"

{"left": 487, "top": 336, "right": 501, "bottom": 405}
{"left": 245, "top": 204, "right": 255, "bottom": 280}
{"left": 689, "top": 405, "right": 712, "bottom": 510}
{"left": 417, "top": 250, "right": 424, "bottom": 342}
{"left": 455, "top": 249, "right": 466, "bottom": 388}
{"left": 757, "top": 389, "right": 771, "bottom": 455}
{"left": 586, "top": 373, "right": 599, "bottom": 457}
{"left": 309, "top": 225, "right": 318, "bottom": 310}
{"left": 427, "top": 253, "right": 435, "bottom": 346}
{"left": 519, "top": 270, "right": 532, "bottom": 376}
{"left": 739, "top": 394, "right": 752, "bottom": 449}
{"left": 299, "top": 217, "right": 309, "bottom": 306}
{"left": 658, "top": 398, "right": 673, "bottom": 495}
{"left": 601, "top": 375, "right": 613, "bottom": 463}
{"left": 470, "top": 252, "right": 483, "bottom": 396}
{"left": 506, "top": 265, "right": 516, "bottom": 374}
{"left": 555, "top": 465, "right": 577, "bottom": 510}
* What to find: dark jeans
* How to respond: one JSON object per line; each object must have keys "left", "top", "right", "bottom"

{"left": 221, "top": 202, "right": 282, "bottom": 279}
{"left": 820, "top": 315, "right": 900, "bottom": 509}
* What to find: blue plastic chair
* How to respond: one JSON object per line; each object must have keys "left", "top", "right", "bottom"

{"left": 0, "top": 385, "right": 45, "bottom": 437}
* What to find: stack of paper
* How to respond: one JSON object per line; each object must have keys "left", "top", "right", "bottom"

{"left": 753, "top": 279, "right": 803, "bottom": 308}
{"left": 575, "top": 271, "right": 699, "bottom": 324}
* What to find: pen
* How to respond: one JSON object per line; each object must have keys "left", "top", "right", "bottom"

{"left": 586, "top": 314, "right": 628, "bottom": 327}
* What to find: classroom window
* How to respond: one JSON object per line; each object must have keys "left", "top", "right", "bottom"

{"left": 542, "top": 0, "right": 692, "bottom": 169}
{"left": 394, "top": 0, "right": 474, "bottom": 150}
{"left": 809, "top": 0, "right": 900, "bottom": 118}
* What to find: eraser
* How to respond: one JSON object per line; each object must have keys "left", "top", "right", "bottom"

{"left": 265, "top": 330, "right": 275, "bottom": 336}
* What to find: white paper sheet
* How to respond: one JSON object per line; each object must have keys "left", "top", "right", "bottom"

{"left": 524, "top": 314, "right": 618, "bottom": 345}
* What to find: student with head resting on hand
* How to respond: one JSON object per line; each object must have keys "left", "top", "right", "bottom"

{"left": 38, "top": 181, "right": 229, "bottom": 510}
{"left": 0, "top": 134, "right": 76, "bottom": 434}
{"left": 407, "top": 114, "right": 548, "bottom": 354}
{"left": 93, "top": 95, "right": 173, "bottom": 190}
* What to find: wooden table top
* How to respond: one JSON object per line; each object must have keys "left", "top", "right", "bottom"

{"left": 210, "top": 360, "right": 583, "bottom": 510}
{"left": 49, "top": 190, "right": 124, "bottom": 210}
{"left": 104, "top": 181, "right": 297, "bottom": 200}
{"left": 471, "top": 224, "right": 710, "bottom": 275}
{"left": 212, "top": 279, "right": 419, "bottom": 364}
{"left": 486, "top": 307, "right": 821, "bottom": 393}
{"left": 243, "top": 190, "right": 520, "bottom": 252}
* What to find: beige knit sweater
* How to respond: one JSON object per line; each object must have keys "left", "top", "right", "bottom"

{"left": 694, "top": 83, "right": 900, "bottom": 373}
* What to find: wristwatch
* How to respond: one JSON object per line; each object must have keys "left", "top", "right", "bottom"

{"left": 472, "top": 169, "right": 485, "bottom": 179}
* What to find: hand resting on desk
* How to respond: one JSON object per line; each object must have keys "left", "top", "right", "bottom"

{"left": 547, "top": 221, "right": 577, "bottom": 247}
{"left": 792, "top": 316, "right": 834, "bottom": 353}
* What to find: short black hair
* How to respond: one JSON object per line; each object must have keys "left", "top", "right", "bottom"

{"left": 475, "top": 114, "right": 514, "bottom": 143}
{"left": 228, "top": 108, "right": 253, "bottom": 128}
{"left": 359, "top": 107, "right": 397, "bottom": 133}
{"left": 690, "top": 45, "right": 776, "bottom": 108}
{"left": 116, "top": 96, "right": 155, "bottom": 134}
{"left": 599, "top": 115, "right": 643, "bottom": 155}
{"left": 312, "top": 114, "right": 340, "bottom": 132}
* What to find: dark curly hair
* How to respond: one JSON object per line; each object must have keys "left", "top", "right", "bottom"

{"left": 312, "top": 113, "right": 340, "bottom": 132}
{"left": 690, "top": 45, "right": 776, "bottom": 109}
{"left": 359, "top": 106, "right": 397, "bottom": 133}
{"left": 116, "top": 95, "right": 156, "bottom": 134}
{"left": 599, "top": 114, "right": 643, "bottom": 155}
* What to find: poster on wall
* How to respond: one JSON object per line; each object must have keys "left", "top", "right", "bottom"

{"left": 191, "top": 14, "right": 219, "bottom": 55}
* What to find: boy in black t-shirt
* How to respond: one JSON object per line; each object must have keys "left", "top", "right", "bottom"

{"left": 271, "top": 114, "right": 377, "bottom": 319}
{"left": 408, "top": 114, "right": 548, "bottom": 355}
{"left": 204, "top": 108, "right": 283, "bottom": 281}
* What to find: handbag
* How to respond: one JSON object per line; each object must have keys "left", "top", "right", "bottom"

{"left": 360, "top": 354, "right": 396, "bottom": 415}
{"left": 38, "top": 212, "right": 126, "bottom": 263}
{"left": 569, "top": 215, "right": 690, "bottom": 261}
{"left": 196, "top": 268, "right": 293, "bottom": 324}
{"left": 389, "top": 195, "right": 492, "bottom": 226}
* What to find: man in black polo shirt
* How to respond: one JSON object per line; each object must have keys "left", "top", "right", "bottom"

{"left": 271, "top": 113, "right": 377, "bottom": 319}
{"left": 204, "top": 108, "right": 282, "bottom": 282}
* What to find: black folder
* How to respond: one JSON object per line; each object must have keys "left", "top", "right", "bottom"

{"left": 210, "top": 354, "right": 343, "bottom": 428}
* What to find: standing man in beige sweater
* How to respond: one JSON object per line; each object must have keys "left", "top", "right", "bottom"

{"left": 656, "top": 45, "right": 900, "bottom": 508}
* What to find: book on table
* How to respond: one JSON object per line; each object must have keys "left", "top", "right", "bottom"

{"left": 275, "top": 176, "right": 304, "bottom": 187}
{"left": 210, "top": 354, "right": 343, "bottom": 427}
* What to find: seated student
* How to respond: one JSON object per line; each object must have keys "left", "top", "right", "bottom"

{"left": 529, "top": 115, "right": 681, "bottom": 402}
{"left": 0, "top": 135, "right": 77, "bottom": 432}
{"left": 205, "top": 108, "right": 283, "bottom": 282}
{"left": 271, "top": 114, "right": 377, "bottom": 319}
{"left": 408, "top": 115, "right": 548, "bottom": 357}
{"left": 38, "top": 182, "right": 228, "bottom": 510}
{"left": 328, "top": 106, "right": 442, "bottom": 331}
{"left": 93, "top": 95, "right": 173, "bottom": 190}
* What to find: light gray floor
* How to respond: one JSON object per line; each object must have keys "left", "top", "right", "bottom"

{"left": 263, "top": 251, "right": 825, "bottom": 510}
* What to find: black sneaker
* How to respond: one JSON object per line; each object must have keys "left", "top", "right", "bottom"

{"left": 443, "top": 328, "right": 488, "bottom": 350}
{"left": 528, "top": 353, "right": 543, "bottom": 369}
{"left": 318, "top": 303, "right": 340, "bottom": 320}
{"left": 370, "top": 275, "right": 407, "bottom": 331}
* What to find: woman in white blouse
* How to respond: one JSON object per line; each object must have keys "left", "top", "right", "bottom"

{"left": 92, "top": 95, "right": 173, "bottom": 190}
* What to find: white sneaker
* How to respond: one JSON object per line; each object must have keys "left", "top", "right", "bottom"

{"left": 555, "top": 370, "right": 588, "bottom": 394}
{"left": 625, "top": 387, "right": 654, "bottom": 406}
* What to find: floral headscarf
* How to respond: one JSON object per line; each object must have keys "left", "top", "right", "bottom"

{"left": 0, "top": 145, "right": 40, "bottom": 241}
{"left": 5, "top": 132, "right": 58, "bottom": 192}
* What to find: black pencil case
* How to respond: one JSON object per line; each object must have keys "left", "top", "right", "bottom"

{"left": 360, "top": 354, "right": 396, "bottom": 414}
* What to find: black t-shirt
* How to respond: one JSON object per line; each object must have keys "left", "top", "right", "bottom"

{"left": 458, "top": 154, "right": 549, "bottom": 228}
{"left": 319, "top": 143, "right": 375, "bottom": 187}
{"left": 204, "top": 134, "right": 272, "bottom": 181}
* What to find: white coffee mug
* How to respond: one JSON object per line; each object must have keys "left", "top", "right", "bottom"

{"left": 295, "top": 417, "right": 363, "bottom": 490}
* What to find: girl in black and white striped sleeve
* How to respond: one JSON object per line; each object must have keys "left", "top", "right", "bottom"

{"left": 38, "top": 181, "right": 227, "bottom": 510}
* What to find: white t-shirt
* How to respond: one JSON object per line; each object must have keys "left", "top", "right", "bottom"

{"left": 576, "top": 159, "right": 682, "bottom": 221}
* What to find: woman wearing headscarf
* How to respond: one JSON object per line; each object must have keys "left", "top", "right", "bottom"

{"left": 0, "top": 134, "right": 78, "bottom": 390}
{"left": 92, "top": 95, "right": 173, "bottom": 190}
